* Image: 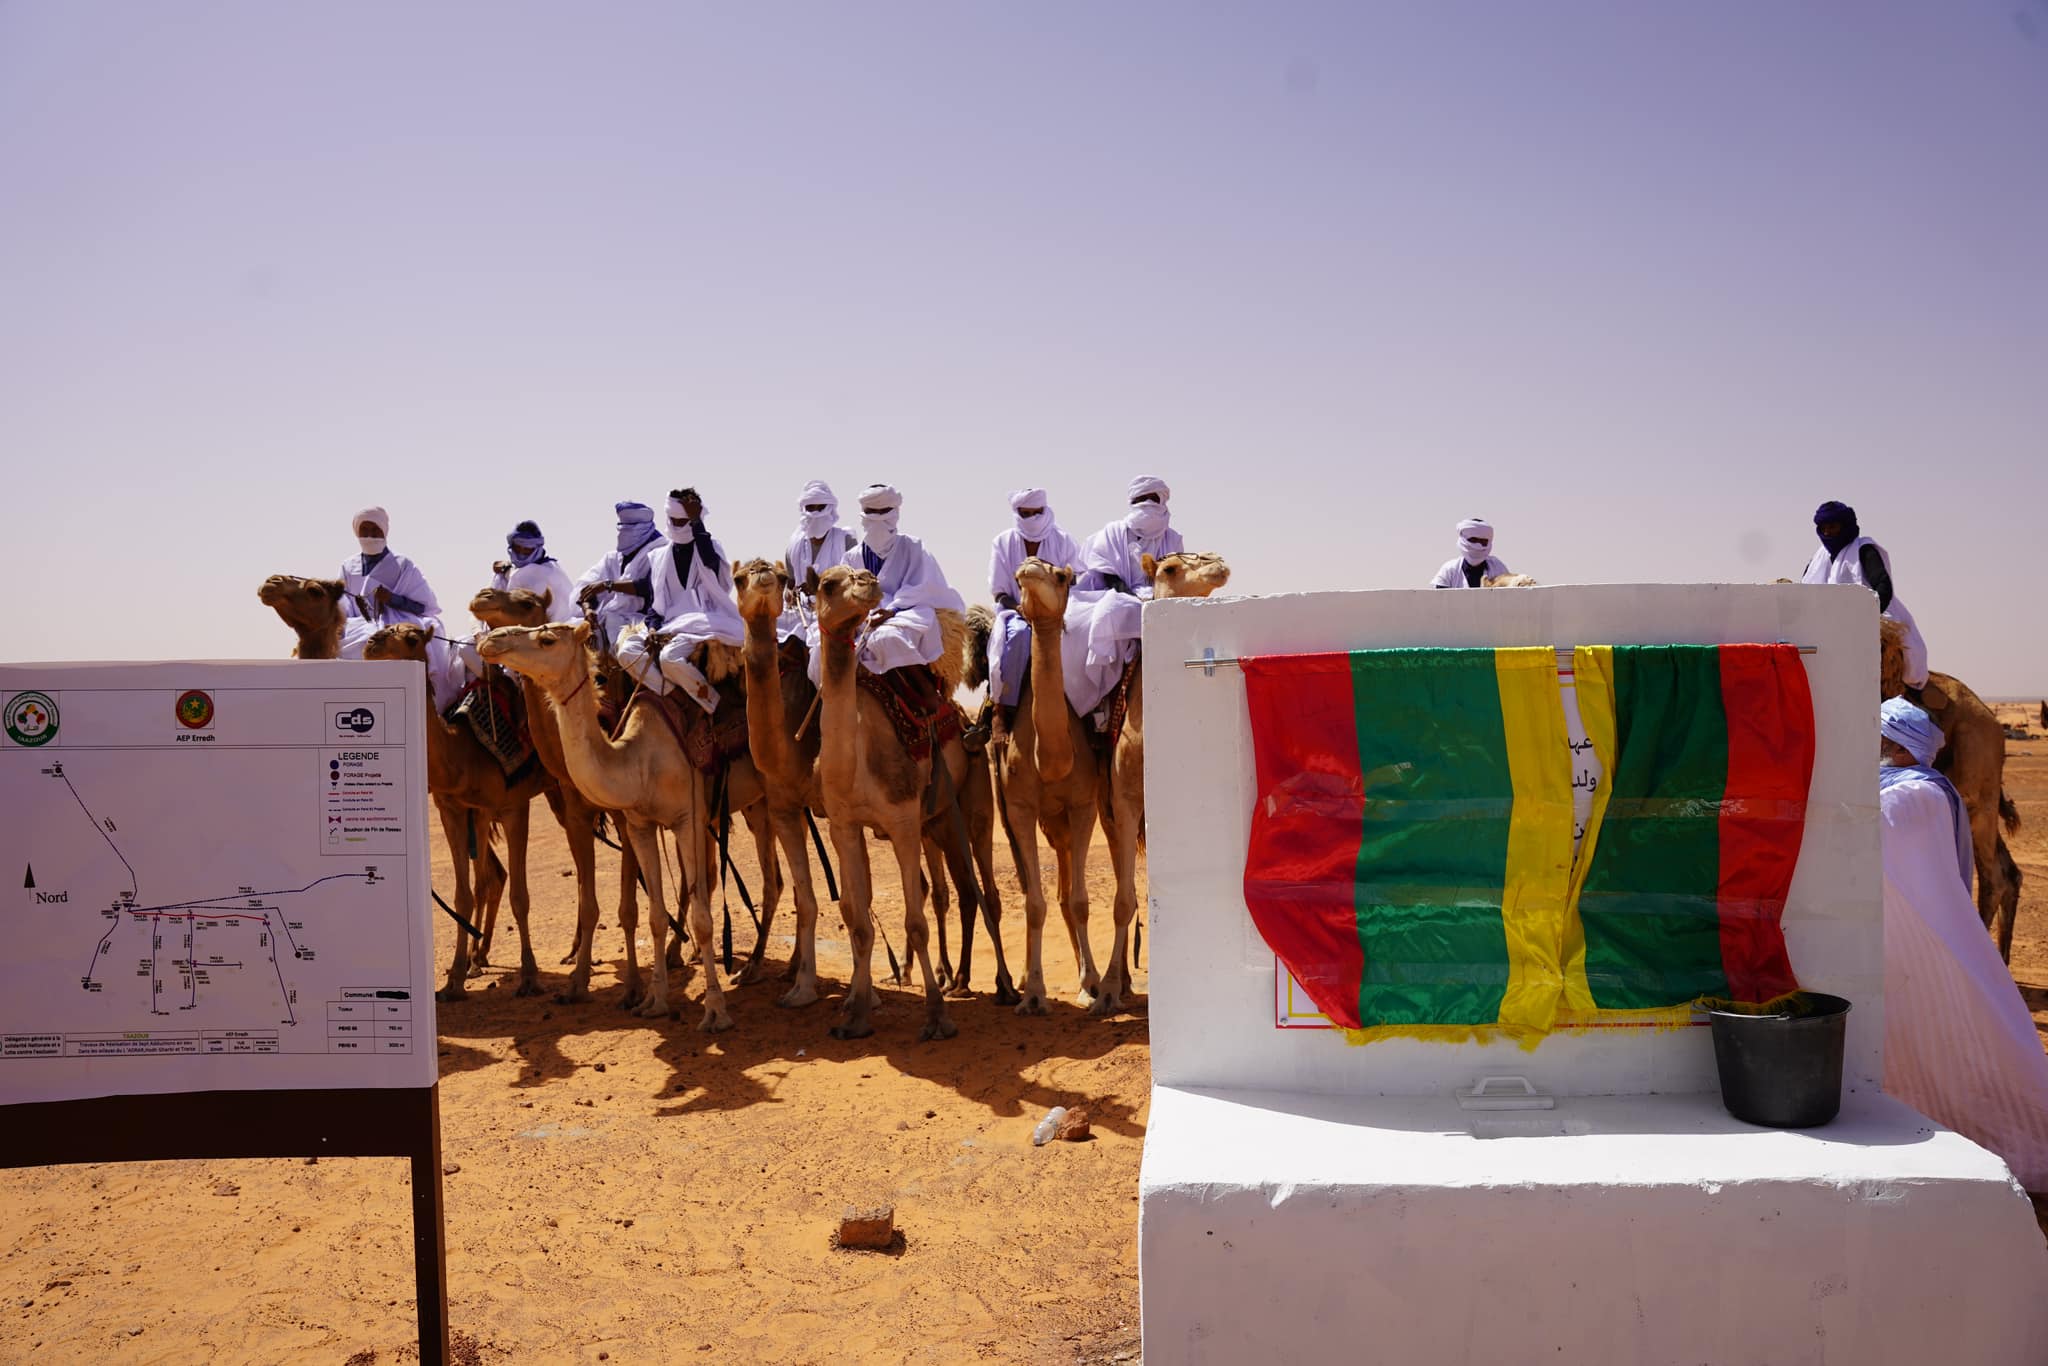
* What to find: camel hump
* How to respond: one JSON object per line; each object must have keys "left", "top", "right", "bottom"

{"left": 934, "top": 608, "right": 969, "bottom": 693}
{"left": 962, "top": 604, "right": 995, "bottom": 691}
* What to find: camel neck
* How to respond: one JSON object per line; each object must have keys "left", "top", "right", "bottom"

{"left": 1026, "top": 603, "right": 1074, "bottom": 779}
{"left": 817, "top": 625, "right": 860, "bottom": 789}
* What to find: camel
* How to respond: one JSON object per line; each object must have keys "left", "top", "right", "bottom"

{"left": 968, "top": 559, "right": 1107, "bottom": 1014}
{"left": 730, "top": 559, "right": 832, "bottom": 1007}
{"left": 1086, "top": 551, "right": 1234, "bottom": 1015}
{"left": 1880, "top": 619, "right": 2023, "bottom": 959}
{"left": 1484, "top": 573, "right": 1539, "bottom": 587}
{"left": 479, "top": 618, "right": 776, "bottom": 1031}
{"left": 808, "top": 564, "right": 983, "bottom": 1040}
{"left": 363, "top": 623, "right": 552, "bottom": 1001}
{"left": 258, "top": 575, "right": 358, "bottom": 658}
{"left": 468, "top": 586, "right": 643, "bottom": 1002}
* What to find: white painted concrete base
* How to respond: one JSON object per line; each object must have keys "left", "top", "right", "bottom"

{"left": 1140, "top": 1085, "right": 2048, "bottom": 1364}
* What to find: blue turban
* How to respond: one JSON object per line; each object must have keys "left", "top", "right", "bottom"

{"left": 1814, "top": 501, "right": 1859, "bottom": 558}
{"left": 506, "top": 519, "right": 548, "bottom": 567}
{"left": 1880, "top": 697, "right": 1943, "bottom": 766}
{"left": 615, "top": 501, "right": 659, "bottom": 555}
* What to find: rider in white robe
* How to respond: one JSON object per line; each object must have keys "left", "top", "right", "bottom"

{"left": 1065, "top": 475, "right": 1183, "bottom": 719}
{"left": 575, "top": 501, "right": 664, "bottom": 658}
{"left": 986, "top": 487, "right": 1083, "bottom": 714}
{"left": 1802, "top": 500, "right": 1927, "bottom": 690}
{"left": 780, "top": 480, "right": 855, "bottom": 645}
{"left": 340, "top": 505, "right": 467, "bottom": 705}
{"left": 1431, "top": 518, "right": 1509, "bottom": 587}
{"left": 614, "top": 491, "right": 745, "bottom": 714}
{"left": 1878, "top": 699, "right": 2048, "bottom": 1191}
{"left": 811, "top": 484, "right": 963, "bottom": 685}
{"left": 490, "top": 520, "right": 579, "bottom": 621}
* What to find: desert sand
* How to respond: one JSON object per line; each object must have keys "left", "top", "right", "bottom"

{"left": 5, "top": 706, "right": 2046, "bottom": 1364}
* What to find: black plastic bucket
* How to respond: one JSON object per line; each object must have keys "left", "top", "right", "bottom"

{"left": 1707, "top": 993, "right": 1852, "bottom": 1128}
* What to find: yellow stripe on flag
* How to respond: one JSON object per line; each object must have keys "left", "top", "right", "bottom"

{"left": 1561, "top": 646, "right": 1616, "bottom": 1016}
{"left": 1492, "top": 646, "right": 1573, "bottom": 1038}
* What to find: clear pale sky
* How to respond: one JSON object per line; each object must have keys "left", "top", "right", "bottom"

{"left": 4, "top": 3, "right": 2044, "bottom": 692}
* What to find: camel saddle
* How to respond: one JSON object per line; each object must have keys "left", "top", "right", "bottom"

{"left": 624, "top": 677, "right": 751, "bottom": 776}
{"left": 856, "top": 664, "right": 961, "bottom": 764}
{"left": 450, "top": 672, "right": 535, "bottom": 781}
{"left": 1090, "top": 654, "right": 1139, "bottom": 756}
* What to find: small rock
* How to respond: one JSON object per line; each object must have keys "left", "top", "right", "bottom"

{"left": 599, "top": 1355, "right": 609, "bottom": 1362}
{"left": 442, "top": 1162, "right": 461, "bottom": 1176}
{"left": 1055, "top": 1107, "right": 1093, "bottom": 1142}
{"left": 924, "top": 1110, "right": 936, "bottom": 1120}
{"left": 521, "top": 1101, "right": 534, "bottom": 1109}
{"left": 834, "top": 1204, "right": 896, "bottom": 1250}
{"left": 577, "top": 1099, "right": 595, "bottom": 1108}
{"left": 212, "top": 1181, "right": 240, "bottom": 1197}
{"left": 304, "top": 1157, "right": 319, "bottom": 1166}
{"left": 16, "top": 1298, "right": 31, "bottom": 1309}
{"left": 593, "top": 1062, "right": 607, "bottom": 1073}
{"left": 126, "top": 1326, "right": 144, "bottom": 1337}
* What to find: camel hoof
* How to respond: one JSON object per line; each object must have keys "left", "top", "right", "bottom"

{"left": 944, "top": 978, "right": 976, "bottom": 1000}
{"left": 1087, "top": 992, "right": 1123, "bottom": 1018}
{"left": 435, "top": 984, "right": 468, "bottom": 1004}
{"left": 734, "top": 958, "right": 770, "bottom": 987}
{"left": 776, "top": 984, "right": 820, "bottom": 1009}
{"left": 920, "top": 1015, "right": 959, "bottom": 1042}
{"left": 557, "top": 950, "right": 579, "bottom": 966}
{"left": 1015, "top": 993, "right": 1048, "bottom": 1017}
{"left": 698, "top": 1009, "right": 734, "bottom": 1034}
{"left": 514, "top": 978, "right": 544, "bottom": 999}
{"left": 466, "top": 961, "right": 490, "bottom": 979}
{"left": 635, "top": 996, "right": 671, "bottom": 1020}
{"left": 994, "top": 975, "right": 1022, "bottom": 1007}
{"left": 829, "top": 1020, "right": 874, "bottom": 1040}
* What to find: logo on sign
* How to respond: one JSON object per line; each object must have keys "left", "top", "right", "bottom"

{"left": 175, "top": 689, "right": 214, "bottom": 730}
{"left": 5, "top": 692, "right": 58, "bottom": 747}
{"left": 335, "top": 707, "right": 377, "bottom": 735}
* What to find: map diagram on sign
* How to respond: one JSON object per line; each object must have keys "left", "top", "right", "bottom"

{"left": 1, "top": 664, "right": 436, "bottom": 1102}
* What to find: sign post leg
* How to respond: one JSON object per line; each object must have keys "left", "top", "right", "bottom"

{"left": 411, "top": 1084, "right": 451, "bottom": 1366}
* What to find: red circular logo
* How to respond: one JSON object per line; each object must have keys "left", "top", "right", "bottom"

{"left": 175, "top": 689, "right": 214, "bottom": 729}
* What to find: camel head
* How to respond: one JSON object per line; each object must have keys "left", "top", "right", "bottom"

{"left": 468, "top": 586, "right": 552, "bottom": 630}
{"left": 479, "top": 619, "right": 592, "bottom": 699}
{"left": 1144, "top": 551, "right": 1232, "bottom": 600}
{"left": 733, "top": 557, "right": 790, "bottom": 623}
{"left": 1483, "top": 573, "right": 1539, "bottom": 588}
{"left": 258, "top": 574, "right": 348, "bottom": 633}
{"left": 814, "top": 564, "right": 882, "bottom": 635}
{"left": 363, "top": 622, "right": 437, "bottom": 664}
{"left": 1015, "top": 556, "right": 1074, "bottom": 625}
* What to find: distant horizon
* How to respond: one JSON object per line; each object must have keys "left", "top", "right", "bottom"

{"left": 4, "top": 3, "right": 2045, "bottom": 692}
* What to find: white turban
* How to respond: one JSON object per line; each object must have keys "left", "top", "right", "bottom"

{"left": 1457, "top": 517, "right": 1494, "bottom": 567}
{"left": 1009, "top": 487, "right": 1049, "bottom": 512}
{"left": 1881, "top": 698, "right": 1943, "bottom": 766}
{"left": 859, "top": 484, "right": 901, "bottom": 556}
{"left": 1010, "top": 487, "right": 1053, "bottom": 541}
{"left": 1127, "top": 475, "right": 1170, "bottom": 503}
{"left": 665, "top": 493, "right": 697, "bottom": 544}
{"left": 799, "top": 480, "right": 837, "bottom": 513}
{"left": 352, "top": 505, "right": 389, "bottom": 536}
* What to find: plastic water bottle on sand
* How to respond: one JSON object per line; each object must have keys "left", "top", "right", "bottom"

{"left": 1032, "top": 1107, "right": 1067, "bottom": 1146}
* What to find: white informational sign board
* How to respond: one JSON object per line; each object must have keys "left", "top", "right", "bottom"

{"left": 0, "top": 660, "right": 435, "bottom": 1103}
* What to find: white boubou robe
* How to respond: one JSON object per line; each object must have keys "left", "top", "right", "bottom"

{"left": 576, "top": 535, "right": 665, "bottom": 656}
{"left": 492, "top": 558, "right": 580, "bottom": 622}
{"left": 1803, "top": 537, "right": 1926, "bottom": 687}
{"left": 615, "top": 535, "right": 744, "bottom": 713}
{"left": 810, "top": 534, "right": 964, "bottom": 683}
{"left": 780, "top": 525, "right": 855, "bottom": 644}
{"left": 1431, "top": 555, "right": 1510, "bottom": 588}
{"left": 1062, "top": 519, "right": 1185, "bottom": 718}
{"left": 1880, "top": 766, "right": 2048, "bottom": 1190}
{"left": 340, "top": 549, "right": 470, "bottom": 706}
{"left": 986, "top": 524, "right": 1082, "bottom": 709}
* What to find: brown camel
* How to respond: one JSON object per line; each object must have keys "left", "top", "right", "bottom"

{"left": 971, "top": 559, "right": 1107, "bottom": 1014}
{"left": 1484, "top": 573, "right": 1539, "bottom": 587}
{"left": 479, "top": 619, "right": 776, "bottom": 1030}
{"left": 1880, "top": 620, "right": 2023, "bottom": 958}
{"left": 1086, "top": 551, "right": 1234, "bottom": 1015}
{"left": 363, "top": 623, "right": 551, "bottom": 1001}
{"left": 731, "top": 559, "right": 831, "bottom": 1007}
{"left": 809, "top": 565, "right": 964, "bottom": 1040}
{"left": 469, "top": 586, "right": 639, "bottom": 1002}
{"left": 257, "top": 575, "right": 353, "bottom": 658}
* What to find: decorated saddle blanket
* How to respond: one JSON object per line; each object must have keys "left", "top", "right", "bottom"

{"left": 626, "top": 678, "right": 750, "bottom": 776}
{"left": 450, "top": 671, "right": 534, "bottom": 780}
{"left": 856, "top": 664, "right": 961, "bottom": 764}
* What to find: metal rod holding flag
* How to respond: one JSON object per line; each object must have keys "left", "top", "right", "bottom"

{"left": 1184, "top": 644, "right": 1817, "bottom": 673}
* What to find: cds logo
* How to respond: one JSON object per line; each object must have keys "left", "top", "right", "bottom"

{"left": 334, "top": 707, "right": 377, "bottom": 735}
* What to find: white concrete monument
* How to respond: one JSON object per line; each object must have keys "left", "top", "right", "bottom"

{"left": 1138, "top": 584, "right": 2048, "bottom": 1363}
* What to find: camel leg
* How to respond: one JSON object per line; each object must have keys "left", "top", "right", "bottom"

{"left": 1091, "top": 795, "right": 1136, "bottom": 1016}
{"left": 470, "top": 840, "right": 506, "bottom": 973}
{"left": 614, "top": 830, "right": 645, "bottom": 1009}
{"left": 1992, "top": 835, "right": 2021, "bottom": 963}
{"left": 768, "top": 806, "right": 822, "bottom": 1008}
{"left": 501, "top": 802, "right": 541, "bottom": 997}
{"left": 932, "top": 811, "right": 985, "bottom": 998}
{"left": 1010, "top": 796, "right": 1055, "bottom": 1015}
{"left": 969, "top": 774, "right": 1017, "bottom": 1006}
{"left": 625, "top": 821, "right": 676, "bottom": 1019}
{"left": 735, "top": 802, "right": 785, "bottom": 986}
{"left": 829, "top": 823, "right": 878, "bottom": 1040}
{"left": 557, "top": 793, "right": 601, "bottom": 1003}
{"left": 922, "top": 840, "right": 953, "bottom": 988}
{"left": 892, "top": 816, "right": 956, "bottom": 1042}
{"left": 1049, "top": 807, "right": 1102, "bottom": 1001}
{"left": 435, "top": 799, "right": 476, "bottom": 1002}
{"left": 681, "top": 772, "right": 734, "bottom": 1033}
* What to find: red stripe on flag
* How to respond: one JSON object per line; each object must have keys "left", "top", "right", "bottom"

{"left": 1715, "top": 644, "right": 1813, "bottom": 1002}
{"left": 1242, "top": 653, "right": 1367, "bottom": 1030}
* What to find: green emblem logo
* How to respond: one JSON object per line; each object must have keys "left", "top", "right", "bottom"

{"left": 176, "top": 689, "right": 214, "bottom": 729}
{"left": 5, "top": 691, "right": 59, "bottom": 747}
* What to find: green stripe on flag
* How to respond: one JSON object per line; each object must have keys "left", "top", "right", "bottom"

{"left": 1348, "top": 649, "right": 1514, "bottom": 1027}
{"left": 1579, "top": 645, "right": 1733, "bottom": 1009}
